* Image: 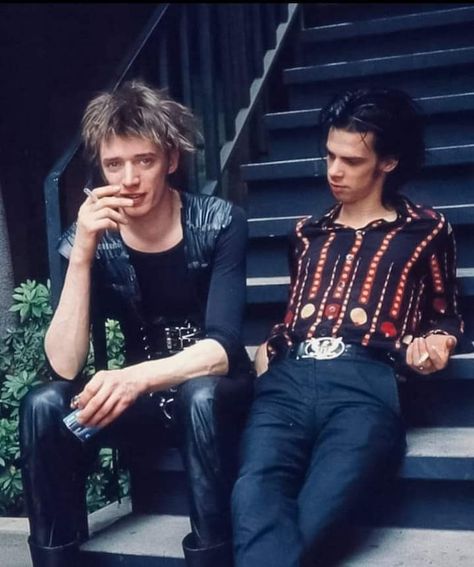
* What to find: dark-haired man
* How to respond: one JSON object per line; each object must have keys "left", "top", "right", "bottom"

{"left": 20, "top": 80, "right": 252, "bottom": 567}
{"left": 232, "top": 88, "right": 465, "bottom": 566}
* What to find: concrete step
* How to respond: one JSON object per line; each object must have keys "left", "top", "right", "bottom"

{"left": 264, "top": 92, "right": 474, "bottom": 160}
{"left": 301, "top": 7, "right": 474, "bottom": 65}
{"left": 302, "top": 6, "right": 474, "bottom": 43}
{"left": 80, "top": 513, "right": 187, "bottom": 566}
{"left": 285, "top": 46, "right": 474, "bottom": 85}
{"left": 247, "top": 272, "right": 474, "bottom": 303}
{"left": 242, "top": 144, "right": 474, "bottom": 182}
{"left": 247, "top": 203, "right": 474, "bottom": 241}
{"left": 242, "top": 148, "right": 474, "bottom": 224}
{"left": 79, "top": 513, "right": 474, "bottom": 566}
{"left": 285, "top": 48, "right": 474, "bottom": 110}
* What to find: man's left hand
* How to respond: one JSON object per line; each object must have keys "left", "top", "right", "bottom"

{"left": 406, "top": 334, "right": 457, "bottom": 375}
{"left": 73, "top": 369, "right": 144, "bottom": 428}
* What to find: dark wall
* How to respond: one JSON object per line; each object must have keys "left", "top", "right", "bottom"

{"left": 0, "top": 3, "right": 156, "bottom": 283}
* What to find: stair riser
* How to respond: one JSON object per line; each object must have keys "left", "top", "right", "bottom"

{"left": 302, "top": 4, "right": 461, "bottom": 28}
{"left": 130, "top": 471, "right": 189, "bottom": 515}
{"left": 246, "top": 166, "right": 474, "bottom": 220}
{"left": 365, "top": 479, "right": 474, "bottom": 530}
{"left": 303, "top": 24, "right": 474, "bottom": 66}
{"left": 266, "top": 113, "right": 474, "bottom": 161}
{"left": 81, "top": 551, "right": 184, "bottom": 566}
{"left": 287, "top": 65, "right": 474, "bottom": 111}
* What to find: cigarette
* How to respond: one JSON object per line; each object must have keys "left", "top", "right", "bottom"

{"left": 83, "top": 187, "right": 97, "bottom": 202}
{"left": 418, "top": 352, "right": 430, "bottom": 364}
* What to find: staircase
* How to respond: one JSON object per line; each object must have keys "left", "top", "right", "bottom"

{"left": 78, "top": 3, "right": 474, "bottom": 565}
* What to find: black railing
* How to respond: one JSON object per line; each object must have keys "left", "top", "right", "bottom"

{"left": 44, "top": 3, "right": 300, "bottom": 304}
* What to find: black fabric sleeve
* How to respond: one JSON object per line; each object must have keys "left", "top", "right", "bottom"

{"left": 203, "top": 205, "right": 248, "bottom": 367}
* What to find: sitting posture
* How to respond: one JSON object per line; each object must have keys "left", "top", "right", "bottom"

{"left": 20, "top": 80, "right": 252, "bottom": 567}
{"left": 232, "top": 87, "right": 465, "bottom": 566}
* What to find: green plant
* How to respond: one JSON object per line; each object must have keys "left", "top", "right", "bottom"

{"left": 0, "top": 279, "right": 129, "bottom": 516}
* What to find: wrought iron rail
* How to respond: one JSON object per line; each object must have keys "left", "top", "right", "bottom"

{"left": 44, "top": 3, "right": 300, "bottom": 304}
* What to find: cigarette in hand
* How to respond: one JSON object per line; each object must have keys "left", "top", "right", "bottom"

{"left": 83, "top": 187, "right": 98, "bottom": 203}
{"left": 418, "top": 352, "right": 430, "bottom": 365}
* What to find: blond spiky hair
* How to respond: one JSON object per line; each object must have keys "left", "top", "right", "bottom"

{"left": 81, "top": 80, "right": 199, "bottom": 163}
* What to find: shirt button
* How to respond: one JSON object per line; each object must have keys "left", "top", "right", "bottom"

{"left": 346, "top": 254, "right": 354, "bottom": 261}
{"left": 356, "top": 230, "right": 364, "bottom": 237}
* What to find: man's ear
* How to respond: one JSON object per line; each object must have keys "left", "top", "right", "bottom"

{"left": 168, "top": 150, "right": 179, "bottom": 175}
{"left": 381, "top": 156, "right": 399, "bottom": 173}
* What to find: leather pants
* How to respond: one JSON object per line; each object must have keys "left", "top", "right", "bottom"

{"left": 19, "top": 373, "right": 253, "bottom": 554}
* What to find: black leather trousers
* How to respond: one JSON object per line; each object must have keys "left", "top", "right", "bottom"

{"left": 19, "top": 373, "right": 253, "bottom": 550}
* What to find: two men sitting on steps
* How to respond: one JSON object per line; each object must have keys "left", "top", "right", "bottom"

{"left": 20, "top": 83, "right": 465, "bottom": 567}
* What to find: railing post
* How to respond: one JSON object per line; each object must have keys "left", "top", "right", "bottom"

{"left": 198, "top": 3, "right": 221, "bottom": 192}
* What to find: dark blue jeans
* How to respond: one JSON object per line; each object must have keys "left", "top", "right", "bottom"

{"left": 232, "top": 354, "right": 406, "bottom": 567}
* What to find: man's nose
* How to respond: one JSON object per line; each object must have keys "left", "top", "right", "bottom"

{"left": 122, "top": 163, "right": 139, "bottom": 187}
{"left": 328, "top": 158, "right": 343, "bottom": 179}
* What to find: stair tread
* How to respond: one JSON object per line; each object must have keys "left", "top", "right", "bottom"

{"left": 241, "top": 144, "right": 474, "bottom": 180}
{"left": 302, "top": 6, "right": 474, "bottom": 43}
{"left": 82, "top": 512, "right": 474, "bottom": 565}
{"left": 340, "top": 527, "right": 474, "bottom": 566}
{"left": 406, "top": 427, "right": 474, "bottom": 458}
{"left": 265, "top": 92, "right": 474, "bottom": 129}
{"left": 81, "top": 513, "right": 188, "bottom": 557}
{"left": 284, "top": 46, "right": 474, "bottom": 83}
{"left": 248, "top": 205, "right": 474, "bottom": 237}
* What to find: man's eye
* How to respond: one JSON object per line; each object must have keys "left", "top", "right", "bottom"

{"left": 140, "top": 158, "right": 153, "bottom": 166}
{"left": 106, "top": 161, "right": 120, "bottom": 170}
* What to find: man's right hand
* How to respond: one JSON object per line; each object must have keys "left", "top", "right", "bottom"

{"left": 71, "top": 185, "right": 134, "bottom": 264}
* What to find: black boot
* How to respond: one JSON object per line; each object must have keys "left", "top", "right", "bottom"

{"left": 28, "top": 538, "right": 79, "bottom": 567}
{"left": 182, "top": 533, "right": 234, "bottom": 567}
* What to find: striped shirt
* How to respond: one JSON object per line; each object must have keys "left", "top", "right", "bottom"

{"left": 267, "top": 196, "right": 464, "bottom": 359}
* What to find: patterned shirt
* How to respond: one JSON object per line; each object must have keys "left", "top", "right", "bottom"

{"left": 267, "top": 196, "right": 464, "bottom": 359}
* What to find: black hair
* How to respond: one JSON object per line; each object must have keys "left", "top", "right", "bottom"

{"left": 319, "top": 87, "right": 425, "bottom": 202}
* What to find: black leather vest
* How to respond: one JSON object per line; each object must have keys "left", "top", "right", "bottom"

{"left": 58, "top": 191, "right": 233, "bottom": 363}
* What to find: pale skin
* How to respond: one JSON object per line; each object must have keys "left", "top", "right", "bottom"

{"left": 254, "top": 127, "right": 456, "bottom": 377}
{"left": 45, "top": 135, "right": 228, "bottom": 429}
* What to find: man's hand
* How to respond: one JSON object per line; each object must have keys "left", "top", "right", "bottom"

{"left": 71, "top": 185, "right": 134, "bottom": 265}
{"left": 254, "top": 342, "right": 269, "bottom": 377}
{"left": 406, "top": 334, "right": 457, "bottom": 375}
{"left": 73, "top": 368, "right": 145, "bottom": 429}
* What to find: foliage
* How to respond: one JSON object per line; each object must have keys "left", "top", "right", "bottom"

{"left": 0, "top": 280, "right": 129, "bottom": 516}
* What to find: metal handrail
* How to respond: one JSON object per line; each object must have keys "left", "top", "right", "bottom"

{"left": 44, "top": 3, "right": 300, "bottom": 305}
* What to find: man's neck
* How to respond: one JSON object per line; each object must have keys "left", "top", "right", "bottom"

{"left": 336, "top": 199, "right": 396, "bottom": 229}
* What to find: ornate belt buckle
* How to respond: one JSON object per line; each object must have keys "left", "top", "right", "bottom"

{"left": 303, "top": 337, "right": 345, "bottom": 360}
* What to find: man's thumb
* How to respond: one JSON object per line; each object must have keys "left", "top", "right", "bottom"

{"left": 447, "top": 336, "right": 457, "bottom": 352}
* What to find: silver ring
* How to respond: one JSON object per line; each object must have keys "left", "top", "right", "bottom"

{"left": 418, "top": 365, "right": 424, "bottom": 371}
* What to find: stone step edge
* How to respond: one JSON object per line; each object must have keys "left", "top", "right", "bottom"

{"left": 265, "top": 92, "right": 474, "bottom": 130}
{"left": 302, "top": 6, "right": 474, "bottom": 43}
{"left": 80, "top": 514, "right": 474, "bottom": 566}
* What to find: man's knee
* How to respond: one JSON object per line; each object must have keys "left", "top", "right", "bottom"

{"left": 20, "top": 381, "right": 76, "bottom": 441}
{"left": 175, "top": 376, "right": 218, "bottom": 414}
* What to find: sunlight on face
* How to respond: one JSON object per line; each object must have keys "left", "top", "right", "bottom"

{"left": 326, "top": 128, "right": 396, "bottom": 205}
{"left": 100, "top": 135, "right": 178, "bottom": 219}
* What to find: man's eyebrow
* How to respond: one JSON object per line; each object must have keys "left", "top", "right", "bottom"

{"left": 102, "top": 152, "right": 157, "bottom": 162}
{"left": 325, "top": 147, "right": 366, "bottom": 160}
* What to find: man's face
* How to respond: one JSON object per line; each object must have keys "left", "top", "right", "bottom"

{"left": 99, "top": 135, "right": 178, "bottom": 219}
{"left": 325, "top": 127, "right": 397, "bottom": 205}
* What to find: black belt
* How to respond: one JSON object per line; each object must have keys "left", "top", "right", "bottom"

{"left": 287, "top": 338, "right": 396, "bottom": 366}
